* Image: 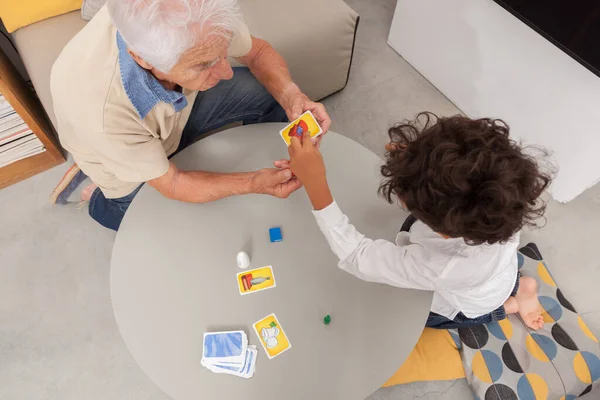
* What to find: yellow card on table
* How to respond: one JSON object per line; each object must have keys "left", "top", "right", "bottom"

{"left": 236, "top": 266, "right": 276, "bottom": 296}
{"left": 279, "top": 110, "right": 323, "bottom": 146}
{"left": 253, "top": 313, "right": 292, "bottom": 359}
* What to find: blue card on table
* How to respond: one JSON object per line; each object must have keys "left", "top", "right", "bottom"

{"left": 201, "top": 330, "right": 248, "bottom": 366}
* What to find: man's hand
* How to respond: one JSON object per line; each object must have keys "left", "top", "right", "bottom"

{"left": 282, "top": 87, "right": 331, "bottom": 148}
{"left": 287, "top": 129, "right": 333, "bottom": 210}
{"left": 237, "top": 38, "right": 331, "bottom": 136}
{"left": 148, "top": 161, "right": 301, "bottom": 203}
{"left": 285, "top": 91, "right": 331, "bottom": 132}
{"left": 250, "top": 167, "right": 302, "bottom": 199}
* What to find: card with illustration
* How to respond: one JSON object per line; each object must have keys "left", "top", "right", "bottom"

{"left": 236, "top": 266, "right": 276, "bottom": 296}
{"left": 253, "top": 313, "right": 292, "bottom": 359}
{"left": 279, "top": 110, "right": 323, "bottom": 146}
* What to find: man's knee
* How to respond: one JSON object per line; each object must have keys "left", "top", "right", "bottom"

{"left": 261, "top": 102, "right": 287, "bottom": 123}
{"left": 232, "top": 68, "right": 287, "bottom": 123}
{"left": 88, "top": 186, "right": 140, "bottom": 231}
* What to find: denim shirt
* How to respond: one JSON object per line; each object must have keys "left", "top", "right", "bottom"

{"left": 116, "top": 32, "right": 188, "bottom": 119}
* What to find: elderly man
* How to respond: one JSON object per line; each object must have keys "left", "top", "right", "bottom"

{"left": 49, "top": 0, "right": 331, "bottom": 231}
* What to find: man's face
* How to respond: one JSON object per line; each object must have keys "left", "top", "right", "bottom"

{"left": 154, "top": 34, "right": 234, "bottom": 91}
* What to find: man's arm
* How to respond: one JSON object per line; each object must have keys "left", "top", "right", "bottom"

{"left": 235, "top": 37, "right": 294, "bottom": 107}
{"left": 148, "top": 161, "right": 301, "bottom": 203}
{"left": 236, "top": 37, "right": 331, "bottom": 133}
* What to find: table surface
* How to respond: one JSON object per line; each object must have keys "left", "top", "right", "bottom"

{"left": 110, "top": 124, "right": 433, "bottom": 400}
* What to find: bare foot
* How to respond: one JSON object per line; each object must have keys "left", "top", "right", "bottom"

{"left": 503, "top": 296, "right": 519, "bottom": 314}
{"left": 81, "top": 183, "right": 98, "bottom": 202}
{"left": 515, "top": 277, "right": 544, "bottom": 330}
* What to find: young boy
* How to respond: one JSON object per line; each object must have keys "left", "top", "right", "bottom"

{"left": 283, "top": 113, "right": 552, "bottom": 330}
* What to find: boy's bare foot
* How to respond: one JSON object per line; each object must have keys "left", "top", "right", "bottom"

{"left": 515, "top": 277, "right": 544, "bottom": 330}
{"left": 81, "top": 183, "right": 98, "bottom": 202}
{"left": 503, "top": 296, "right": 519, "bottom": 314}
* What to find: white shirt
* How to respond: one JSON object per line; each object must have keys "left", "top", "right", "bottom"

{"left": 312, "top": 201, "right": 519, "bottom": 320}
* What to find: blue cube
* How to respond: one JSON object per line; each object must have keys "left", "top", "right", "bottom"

{"left": 269, "top": 227, "right": 283, "bottom": 243}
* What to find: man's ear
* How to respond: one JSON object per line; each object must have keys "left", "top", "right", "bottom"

{"left": 127, "top": 49, "right": 153, "bottom": 70}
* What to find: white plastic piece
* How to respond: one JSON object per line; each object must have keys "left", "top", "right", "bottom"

{"left": 236, "top": 251, "right": 250, "bottom": 269}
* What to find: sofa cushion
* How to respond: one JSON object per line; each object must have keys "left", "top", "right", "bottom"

{"left": 383, "top": 327, "right": 465, "bottom": 386}
{"left": 0, "top": 0, "right": 81, "bottom": 33}
{"left": 12, "top": 11, "right": 87, "bottom": 128}
{"left": 13, "top": 0, "right": 358, "bottom": 131}
{"left": 454, "top": 243, "right": 600, "bottom": 399}
{"left": 237, "top": 0, "right": 358, "bottom": 101}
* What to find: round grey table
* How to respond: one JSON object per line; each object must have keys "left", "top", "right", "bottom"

{"left": 110, "top": 124, "right": 433, "bottom": 400}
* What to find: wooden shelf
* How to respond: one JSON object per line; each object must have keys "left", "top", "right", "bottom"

{"left": 0, "top": 150, "right": 63, "bottom": 189}
{"left": 0, "top": 47, "right": 65, "bottom": 189}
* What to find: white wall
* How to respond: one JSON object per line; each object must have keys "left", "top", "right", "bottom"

{"left": 388, "top": 0, "right": 600, "bottom": 203}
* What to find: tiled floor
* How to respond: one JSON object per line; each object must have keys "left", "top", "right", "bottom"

{"left": 1, "top": 0, "right": 598, "bottom": 399}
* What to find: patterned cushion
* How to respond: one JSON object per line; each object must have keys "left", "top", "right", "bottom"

{"left": 452, "top": 243, "right": 600, "bottom": 399}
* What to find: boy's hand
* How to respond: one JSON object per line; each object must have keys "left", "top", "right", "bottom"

{"left": 288, "top": 129, "right": 333, "bottom": 210}
{"left": 288, "top": 129, "right": 326, "bottom": 185}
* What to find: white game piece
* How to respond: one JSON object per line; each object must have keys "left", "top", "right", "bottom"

{"left": 236, "top": 251, "right": 250, "bottom": 269}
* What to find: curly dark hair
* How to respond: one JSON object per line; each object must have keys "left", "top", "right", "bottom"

{"left": 379, "top": 113, "right": 552, "bottom": 245}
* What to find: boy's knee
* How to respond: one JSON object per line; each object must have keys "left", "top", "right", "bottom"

{"left": 520, "top": 276, "right": 538, "bottom": 293}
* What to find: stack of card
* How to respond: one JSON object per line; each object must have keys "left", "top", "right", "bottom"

{"left": 201, "top": 331, "right": 257, "bottom": 379}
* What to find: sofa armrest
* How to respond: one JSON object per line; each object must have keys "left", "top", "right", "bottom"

{"left": 238, "top": 0, "right": 359, "bottom": 101}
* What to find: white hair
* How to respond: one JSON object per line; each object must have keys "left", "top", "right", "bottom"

{"left": 107, "top": 0, "right": 240, "bottom": 72}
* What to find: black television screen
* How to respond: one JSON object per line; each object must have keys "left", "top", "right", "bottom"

{"left": 493, "top": 0, "right": 600, "bottom": 77}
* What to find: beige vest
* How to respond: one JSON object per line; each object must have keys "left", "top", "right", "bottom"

{"left": 51, "top": 6, "right": 252, "bottom": 198}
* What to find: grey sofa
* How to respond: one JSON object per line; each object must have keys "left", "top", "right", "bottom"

{"left": 11, "top": 0, "right": 359, "bottom": 130}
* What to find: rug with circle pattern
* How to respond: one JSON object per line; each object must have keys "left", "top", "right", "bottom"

{"left": 452, "top": 243, "right": 600, "bottom": 399}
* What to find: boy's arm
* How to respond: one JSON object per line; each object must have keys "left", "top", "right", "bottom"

{"left": 303, "top": 172, "right": 333, "bottom": 211}
{"left": 287, "top": 131, "right": 436, "bottom": 291}
{"left": 312, "top": 200, "right": 436, "bottom": 290}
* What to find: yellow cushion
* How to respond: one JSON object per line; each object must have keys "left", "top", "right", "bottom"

{"left": 383, "top": 328, "right": 466, "bottom": 386}
{"left": 0, "top": 0, "right": 82, "bottom": 33}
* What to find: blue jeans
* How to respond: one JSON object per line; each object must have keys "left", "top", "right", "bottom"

{"left": 425, "top": 277, "right": 520, "bottom": 329}
{"left": 89, "top": 68, "right": 287, "bottom": 231}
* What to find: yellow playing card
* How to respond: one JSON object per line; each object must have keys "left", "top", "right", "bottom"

{"left": 253, "top": 313, "right": 292, "bottom": 359}
{"left": 236, "top": 266, "right": 276, "bottom": 296}
{"left": 279, "top": 110, "right": 323, "bottom": 146}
